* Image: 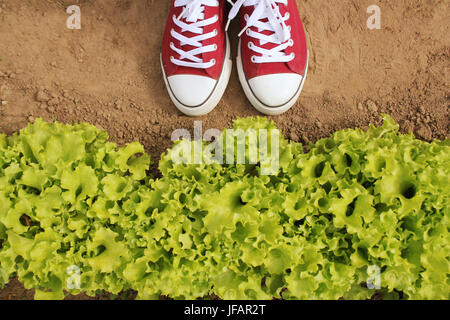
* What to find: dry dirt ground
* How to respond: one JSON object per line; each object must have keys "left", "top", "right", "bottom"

{"left": 0, "top": 0, "right": 448, "bottom": 300}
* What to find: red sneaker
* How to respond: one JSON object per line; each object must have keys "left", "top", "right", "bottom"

{"left": 227, "top": 0, "right": 309, "bottom": 115}
{"left": 161, "top": 0, "right": 232, "bottom": 116}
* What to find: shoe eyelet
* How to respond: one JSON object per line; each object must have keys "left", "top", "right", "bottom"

{"left": 287, "top": 25, "right": 292, "bottom": 32}
{"left": 288, "top": 39, "right": 294, "bottom": 47}
{"left": 244, "top": 14, "right": 249, "bottom": 21}
{"left": 251, "top": 56, "right": 256, "bottom": 63}
{"left": 285, "top": 13, "right": 290, "bottom": 20}
{"left": 213, "top": 44, "right": 218, "bottom": 51}
{"left": 248, "top": 41, "right": 253, "bottom": 49}
{"left": 213, "top": 29, "right": 218, "bottom": 36}
{"left": 290, "top": 53, "right": 295, "bottom": 59}
{"left": 246, "top": 28, "right": 251, "bottom": 36}
{"left": 170, "top": 56, "right": 175, "bottom": 62}
{"left": 214, "top": 14, "right": 219, "bottom": 21}
{"left": 211, "top": 59, "right": 216, "bottom": 66}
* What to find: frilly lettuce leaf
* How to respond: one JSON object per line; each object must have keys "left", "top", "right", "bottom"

{"left": 86, "top": 228, "right": 130, "bottom": 273}
{"left": 0, "top": 115, "right": 448, "bottom": 300}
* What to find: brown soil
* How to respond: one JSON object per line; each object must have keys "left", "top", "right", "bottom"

{"left": 0, "top": 0, "right": 448, "bottom": 299}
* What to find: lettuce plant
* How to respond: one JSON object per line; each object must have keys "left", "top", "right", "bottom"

{"left": 0, "top": 120, "right": 151, "bottom": 299}
{"left": 0, "top": 116, "right": 448, "bottom": 300}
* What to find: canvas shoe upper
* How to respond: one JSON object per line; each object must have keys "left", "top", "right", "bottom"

{"left": 161, "top": 0, "right": 232, "bottom": 116}
{"left": 227, "top": 0, "right": 309, "bottom": 115}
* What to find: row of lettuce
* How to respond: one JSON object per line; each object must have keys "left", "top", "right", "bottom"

{"left": 0, "top": 116, "right": 448, "bottom": 299}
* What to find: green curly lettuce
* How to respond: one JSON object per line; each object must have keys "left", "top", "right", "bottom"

{"left": 0, "top": 119, "right": 152, "bottom": 298}
{"left": 0, "top": 115, "right": 448, "bottom": 300}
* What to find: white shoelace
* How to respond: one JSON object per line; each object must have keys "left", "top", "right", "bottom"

{"left": 171, "top": 0, "right": 220, "bottom": 69}
{"left": 227, "top": 0, "right": 294, "bottom": 64}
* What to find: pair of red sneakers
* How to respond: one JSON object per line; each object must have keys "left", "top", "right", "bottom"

{"left": 161, "top": 0, "right": 308, "bottom": 116}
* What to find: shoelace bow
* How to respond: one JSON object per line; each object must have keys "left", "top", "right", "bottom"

{"left": 227, "top": 0, "right": 294, "bottom": 63}
{"left": 171, "top": 0, "right": 219, "bottom": 69}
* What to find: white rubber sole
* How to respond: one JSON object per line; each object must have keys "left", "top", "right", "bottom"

{"left": 237, "top": 39, "right": 309, "bottom": 116}
{"left": 161, "top": 34, "right": 232, "bottom": 117}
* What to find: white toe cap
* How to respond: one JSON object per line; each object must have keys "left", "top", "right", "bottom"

{"left": 167, "top": 75, "right": 217, "bottom": 107}
{"left": 248, "top": 73, "right": 302, "bottom": 107}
